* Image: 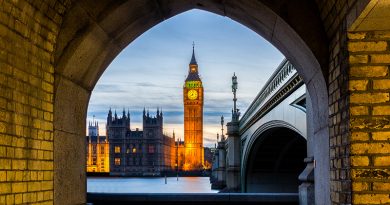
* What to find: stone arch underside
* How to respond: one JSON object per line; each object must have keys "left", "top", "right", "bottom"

{"left": 53, "top": 1, "right": 330, "bottom": 204}
{"left": 245, "top": 127, "right": 307, "bottom": 193}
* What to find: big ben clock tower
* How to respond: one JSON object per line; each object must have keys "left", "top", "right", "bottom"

{"left": 183, "top": 43, "right": 204, "bottom": 170}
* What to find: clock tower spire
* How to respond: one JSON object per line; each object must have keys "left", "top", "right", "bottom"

{"left": 186, "top": 42, "right": 200, "bottom": 81}
{"left": 190, "top": 42, "right": 197, "bottom": 65}
{"left": 183, "top": 43, "right": 204, "bottom": 170}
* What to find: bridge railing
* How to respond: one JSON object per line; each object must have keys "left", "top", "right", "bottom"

{"left": 239, "top": 60, "right": 303, "bottom": 133}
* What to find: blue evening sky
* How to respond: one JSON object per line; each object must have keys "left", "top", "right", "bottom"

{"left": 87, "top": 9, "right": 284, "bottom": 147}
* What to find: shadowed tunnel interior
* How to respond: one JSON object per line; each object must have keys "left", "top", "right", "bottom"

{"left": 246, "top": 127, "right": 307, "bottom": 193}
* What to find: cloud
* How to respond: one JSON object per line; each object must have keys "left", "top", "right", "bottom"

{"left": 204, "top": 137, "right": 218, "bottom": 146}
{"left": 135, "top": 82, "right": 158, "bottom": 87}
{"left": 93, "top": 84, "right": 126, "bottom": 93}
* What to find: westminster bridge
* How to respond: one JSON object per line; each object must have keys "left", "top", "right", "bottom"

{"left": 211, "top": 59, "right": 317, "bottom": 204}
{"left": 239, "top": 59, "right": 308, "bottom": 194}
{"left": 1, "top": 1, "right": 390, "bottom": 205}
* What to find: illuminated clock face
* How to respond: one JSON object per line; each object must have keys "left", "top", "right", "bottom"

{"left": 187, "top": 90, "right": 198, "bottom": 100}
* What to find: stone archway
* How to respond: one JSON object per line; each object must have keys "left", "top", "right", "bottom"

{"left": 245, "top": 127, "right": 306, "bottom": 193}
{"left": 53, "top": 1, "right": 330, "bottom": 204}
{"left": 6, "top": 1, "right": 390, "bottom": 205}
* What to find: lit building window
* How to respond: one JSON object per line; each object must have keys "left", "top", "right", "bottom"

{"left": 114, "top": 158, "right": 120, "bottom": 165}
{"left": 132, "top": 147, "right": 137, "bottom": 153}
{"left": 115, "top": 146, "right": 120, "bottom": 153}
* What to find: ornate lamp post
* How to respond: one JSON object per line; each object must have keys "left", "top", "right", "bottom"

{"left": 225, "top": 72, "right": 241, "bottom": 191}
{"left": 231, "top": 73, "right": 240, "bottom": 121}
{"left": 232, "top": 74, "right": 237, "bottom": 108}
{"left": 221, "top": 115, "right": 225, "bottom": 141}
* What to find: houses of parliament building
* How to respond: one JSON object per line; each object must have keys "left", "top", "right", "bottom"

{"left": 86, "top": 108, "right": 180, "bottom": 176}
{"left": 86, "top": 46, "right": 205, "bottom": 175}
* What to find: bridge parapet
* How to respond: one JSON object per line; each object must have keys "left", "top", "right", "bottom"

{"left": 238, "top": 59, "right": 307, "bottom": 195}
{"left": 239, "top": 60, "right": 303, "bottom": 134}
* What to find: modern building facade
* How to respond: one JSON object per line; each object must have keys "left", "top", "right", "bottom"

{"left": 86, "top": 121, "right": 110, "bottom": 173}
{"left": 183, "top": 45, "right": 204, "bottom": 170}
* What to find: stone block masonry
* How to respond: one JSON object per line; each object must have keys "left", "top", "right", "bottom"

{"left": 348, "top": 30, "right": 390, "bottom": 205}
{"left": 0, "top": 0, "right": 67, "bottom": 204}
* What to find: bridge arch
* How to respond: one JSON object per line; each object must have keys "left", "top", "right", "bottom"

{"left": 242, "top": 121, "right": 306, "bottom": 193}
{"left": 53, "top": 1, "right": 329, "bottom": 204}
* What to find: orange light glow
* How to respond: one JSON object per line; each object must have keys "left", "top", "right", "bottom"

{"left": 183, "top": 61, "right": 204, "bottom": 171}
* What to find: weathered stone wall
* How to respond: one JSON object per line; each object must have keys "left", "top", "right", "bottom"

{"left": 348, "top": 30, "right": 390, "bottom": 204}
{"left": 0, "top": 0, "right": 67, "bottom": 204}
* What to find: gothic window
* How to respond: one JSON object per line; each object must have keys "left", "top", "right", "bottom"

{"left": 101, "top": 145, "right": 105, "bottom": 154}
{"left": 132, "top": 147, "right": 137, "bottom": 153}
{"left": 114, "top": 158, "right": 120, "bottom": 166}
{"left": 115, "top": 146, "right": 121, "bottom": 153}
{"left": 92, "top": 145, "right": 97, "bottom": 154}
{"left": 148, "top": 145, "right": 155, "bottom": 153}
